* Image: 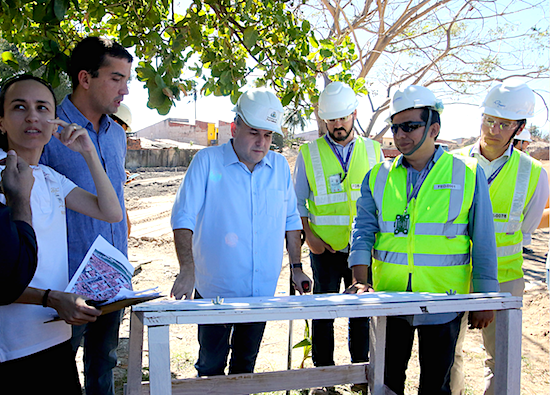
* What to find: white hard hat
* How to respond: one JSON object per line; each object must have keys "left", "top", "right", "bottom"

{"left": 387, "top": 85, "right": 444, "bottom": 123}
{"left": 113, "top": 103, "right": 132, "bottom": 132}
{"left": 514, "top": 128, "right": 532, "bottom": 142}
{"left": 318, "top": 81, "right": 359, "bottom": 120}
{"left": 232, "top": 89, "right": 284, "bottom": 135}
{"left": 481, "top": 82, "right": 535, "bottom": 120}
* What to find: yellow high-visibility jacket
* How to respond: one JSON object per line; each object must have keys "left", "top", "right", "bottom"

{"left": 369, "top": 152, "right": 477, "bottom": 294}
{"left": 456, "top": 146, "right": 542, "bottom": 282}
{"left": 300, "top": 136, "right": 381, "bottom": 250}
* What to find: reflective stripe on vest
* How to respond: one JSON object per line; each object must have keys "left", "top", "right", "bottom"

{"left": 455, "top": 146, "right": 542, "bottom": 283}
{"left": 373, "top": 249, "right": 470, "bottom": 267}
{"left": 301, "top": 136, "right": 382, "bottom": 250}
{"left": 373, "top": 156, "right": 468, "bottom": 240}
{"left": 364, "top": 139, "right": 377, "bottom": 169}
{"left": 369, "top": 152, "right": 476, "bottom": 294}
{"left": 309, "top": 141, "right": 328, "bottom": 204}
{"left": 497, "top": 242, "right": 522, "bottom": 258}
{"left": 379, "top": 222, "right": 469, "bottom": 236}
{"left": 309, "top": 137, "right": 377, "bottom": 206}
{"left": 493, "top": 153, "right": 531, "bottom": 233}
{"left": 310, "top": 190, "right": 362, "bottom": 205}
{"left": 309, "top": 214, "right": 350, "bottom": 226}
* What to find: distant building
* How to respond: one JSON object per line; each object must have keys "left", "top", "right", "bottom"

{"left": 135, "top": 118, "right": 232, "bottom": 146}
{"left": 382, "top": 136, "right": 395, "bottom": 147}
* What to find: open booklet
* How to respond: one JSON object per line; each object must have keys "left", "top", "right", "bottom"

{"left": 64, "top": 235, "right": 162, "bottom": 315}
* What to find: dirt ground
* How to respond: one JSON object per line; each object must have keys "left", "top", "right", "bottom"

{"left": 77, "top": 149, "right": 550, "bottom": 394}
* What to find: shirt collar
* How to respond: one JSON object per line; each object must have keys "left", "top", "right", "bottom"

{"left": 58, "top": 95, "right": 113, "bottom": 133}
{"left": 396, "top": 145, "right": 444, "bottom": 169}
{"left": 223, "top": 139, "right": 272, "bottom": 170}
{"left": 470, "top": 139, "right": 513, "bottom": 159}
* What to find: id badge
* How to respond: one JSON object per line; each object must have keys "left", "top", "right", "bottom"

{"left": 329, "top": 174, "right": 343, "bottom": 193}
{"left": 394, "top": 214, "right": 410, "bottom": 236}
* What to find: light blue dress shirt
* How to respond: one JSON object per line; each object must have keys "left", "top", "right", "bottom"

{"left": 171, "top": 140, "right": 302, "bottom": 299}
{"left": 349, "top": 146, "right": 499, "bottom": 326}
{"left": 40, "top": 96, "right": 128, "bottom": 279}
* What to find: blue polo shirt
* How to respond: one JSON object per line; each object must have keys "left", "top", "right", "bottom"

{"left": 40, "top": 95, "right": 128, "bottom": 279}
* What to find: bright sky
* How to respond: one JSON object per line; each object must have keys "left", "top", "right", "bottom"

{"left": 122, "top": 1, "right": 549, "bottom": 142}
{"left": 123, "top": 77, "right": 549, "bottom": 141}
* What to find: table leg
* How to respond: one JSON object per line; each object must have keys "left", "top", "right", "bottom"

{"left": 126, "top": 311, "right": 144, "bottom": 395}
{"left": 148, "top": 324, "right": 172, "bottom": 395}
{"left": 494, "top": 308, "right": 522, "bottom": 395}
{"left": 369, "top": 316, "right": 386, "bottom": 395}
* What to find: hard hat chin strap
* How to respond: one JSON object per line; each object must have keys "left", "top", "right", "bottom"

{"left": 401, "top": 109, "right": 433, "bottom": 157}
{"left": 505, "top": 120, "right": 526, "bottom": 147}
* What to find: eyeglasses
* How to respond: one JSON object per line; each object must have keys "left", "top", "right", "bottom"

{"left": 390, "top": 121, "right": 426, "bottom": 134}
{"left": 326, "top": 114, "right": 353, "bottom": 124}
{"left": 482, "top": 115, "right": 517, "bottom": 132}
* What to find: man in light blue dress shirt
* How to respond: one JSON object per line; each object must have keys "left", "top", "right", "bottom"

{"left": 171, "top": 89, "right": 311, "bottom": 376}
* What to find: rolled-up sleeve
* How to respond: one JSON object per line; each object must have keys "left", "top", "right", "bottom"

{"left": 171, "top": 152, "right": 209, "bottom": 232}
{"left": 469, "top": 166, "right": 499, "bottom": 293}
{"left": 348, "top": 171, "right": 379, "bottom": 267}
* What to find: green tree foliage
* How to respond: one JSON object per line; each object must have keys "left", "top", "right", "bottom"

{"left": 0, "top": 0, "right": 357, "bottom": 115}
{"left": 0, "top": 39, "right": 71, "bottom": 101}
{"left": 283, "top": 108, "right": 308, "bottom": 136}
{"left": 1, "top": 0, "right": 546, "bottom": 129}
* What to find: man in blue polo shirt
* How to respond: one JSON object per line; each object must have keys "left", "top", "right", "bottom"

{"left": 170, "top": 89, "right": 311, "bottom": 376}
{"left": 40, "top": 36, "right": 132, "bottom": 395}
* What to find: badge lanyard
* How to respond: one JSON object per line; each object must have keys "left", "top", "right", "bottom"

{"left": 326, "top": 135, "right": 355, "bottom": 182}
{"left": 486, "top": 162, "right": 507, "bottom": 186}
{"left": 469, "top": 146, "right": 507, "bottom": 186}
{"left": 395, "top": 159, "right": 434, "bottom": 235}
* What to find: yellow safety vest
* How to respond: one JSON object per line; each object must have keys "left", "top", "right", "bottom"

{"left": 301, "top": 136, "right": 381, "bottom": 250}
{"left": 456, "top": 146, "right": 542, "bottom": 282}
{"left": 369, "top": 152, "right": 477, "bottom": 294}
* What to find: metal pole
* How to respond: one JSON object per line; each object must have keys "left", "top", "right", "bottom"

{"left": 286, "top": 230, "right": 306, "bottom": 395}
{"left": 286, "top": 266, "right": 296, "bottom": 395}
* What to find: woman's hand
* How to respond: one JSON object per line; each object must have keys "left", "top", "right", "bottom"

{"left": 49, "top": 119, "right": 94, "bottom": 155}
{"left": 48, "top": 290, "right": 102, "bottom": 326}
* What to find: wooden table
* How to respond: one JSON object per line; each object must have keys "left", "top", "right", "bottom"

{"left": 125, "top": 292, "right": 522, "bottom": 395}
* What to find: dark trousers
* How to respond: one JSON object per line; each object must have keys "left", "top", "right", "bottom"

{"left": 0, "top": 340, "right": 81, "bottom": 394}
{"left": 194, "top": 290, "right": 266, "bottom": 376}
{"left": 195, "top": 322, "right": 267, "bottom": 376}
{"left": 71, "top": 309, "right": 122, "bottom": 395}
{"left": 384, "top": 314, "right": 463, "bottom": 395}
{"left": 310, "top": 250, "right": 370, "bottom": 367}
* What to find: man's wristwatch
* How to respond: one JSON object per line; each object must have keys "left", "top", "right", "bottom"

{"left": 290, "top": 263, "right": 303, "bottom": 269}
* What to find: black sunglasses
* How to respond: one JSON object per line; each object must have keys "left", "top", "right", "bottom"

{"left": 390, "top": 121, "right": 426, "bottom": 134}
